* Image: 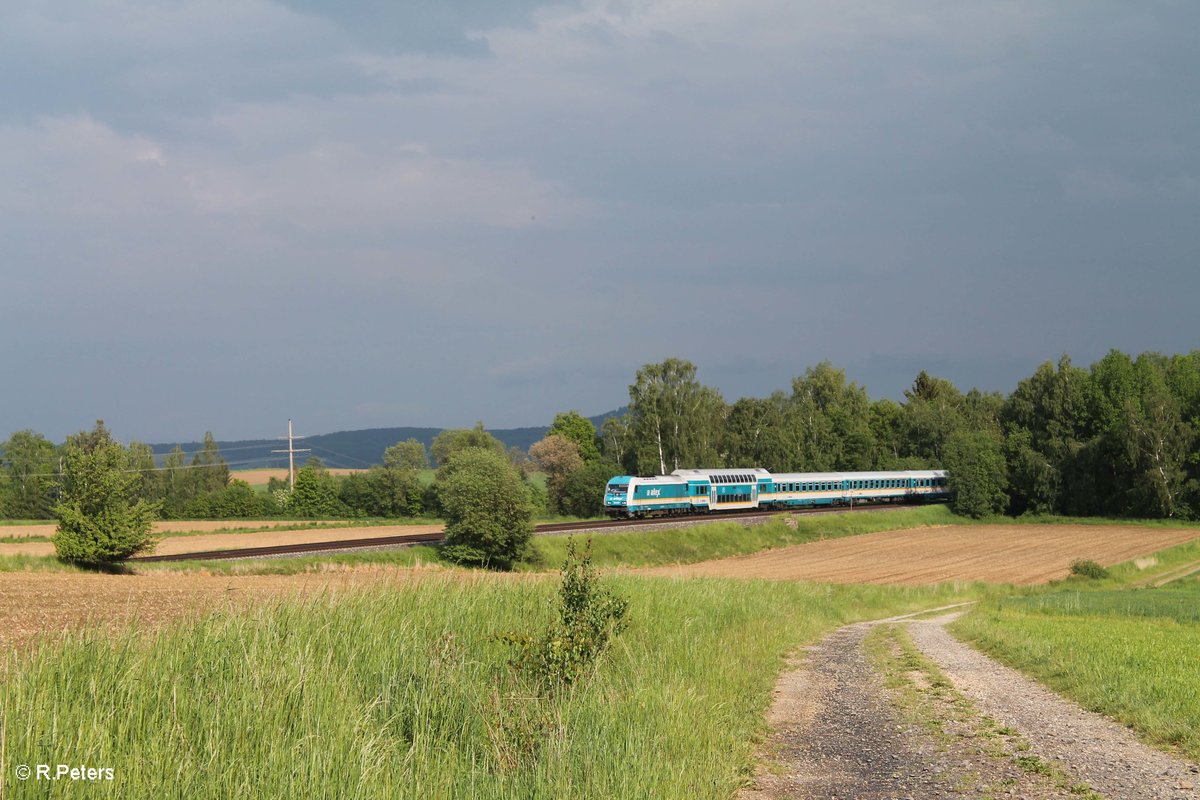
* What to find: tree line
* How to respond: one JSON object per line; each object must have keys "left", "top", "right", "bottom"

{"left": 591, "top": 351, "right": 1200, "bottom": 519}
{"left": 4, "top": 347, "right": 1198, "bottom": 525}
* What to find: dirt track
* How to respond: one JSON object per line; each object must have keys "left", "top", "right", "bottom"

{"left": 0, "top": 524, "right": 444, "bottom": 559}
{"left": 645, "top": 524, "right": 1200, "bottom": 584}
{"left": 742, "top": 609, "right": 1200, "bottom": 799}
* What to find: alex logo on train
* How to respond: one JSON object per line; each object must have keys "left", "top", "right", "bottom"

{"left": 646, "top": 489, "right": 662, "bottom": 497}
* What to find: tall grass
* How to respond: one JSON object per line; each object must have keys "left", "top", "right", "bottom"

{"left": 0, "top": 554, "right": 84, "bottom": 573}
{"left": 1, "top": 575, "right": 980, "bottom": 799}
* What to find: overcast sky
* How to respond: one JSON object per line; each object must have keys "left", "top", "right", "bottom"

{"left": 2, "top": 1, "right": 1197, "bottom": 443}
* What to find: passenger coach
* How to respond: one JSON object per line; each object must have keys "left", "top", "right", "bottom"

{"left": 604, "top": 468, "right": 947, "bottom": 518}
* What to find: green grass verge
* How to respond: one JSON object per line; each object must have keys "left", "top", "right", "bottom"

{"left": 0, "top": 554, "right": 86, "bottom": 573}
{"left": 951, "top": 578, "right": 1200, "bottom": 761}
{"left": 0, "top": 575, "right": 980, "bottom": 799}
{"left": 134, "top": 546, "right": 445, "bottom": 576}
{"left": 954, "top": 512, "right": 1200, "bottom": 530}
{"left": 521, "top": 505, "right": 959, "bottom": 570}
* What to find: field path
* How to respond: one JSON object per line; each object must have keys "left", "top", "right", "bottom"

{"left": 742, "top": 609, "right": 1200, "bottom": 799}
{"left": 909, "top": 612, "right": 1200, "bottom": 799}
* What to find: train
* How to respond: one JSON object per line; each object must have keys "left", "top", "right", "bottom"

{"left": 603, "top": 468, "right": 949, "bottom": 518}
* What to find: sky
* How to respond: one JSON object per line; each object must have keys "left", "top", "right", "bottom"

{"left": 2, "top": 1, "right": 1198, "bottom": 443}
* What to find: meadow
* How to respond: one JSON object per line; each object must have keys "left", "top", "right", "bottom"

{"left": 952, "top": 559, "right": 1200, "bottom": 761}
{"left": 0, "top": 574, "right": 983, "bottom": 799}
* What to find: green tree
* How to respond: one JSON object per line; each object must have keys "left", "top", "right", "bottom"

{"left": 944, "top": 429, "right": 1008, "bottom": 518}
{"left": 436, "top": 448, "right": 533, "bottom": 568}
{"left": 1111, "top": 357, "right": 1193, "bottom": 518}
{"left": 290, "top": 462, "right": 349, "bottom": 518}
{"left": 789, "top": 362, "right": 876, "bottom": 471}
{"left": 126, "top": 440, "right": 161, "bottom": 505}
{"left": 383, "top": 438, "right": 429, "bottom": 471}
{"left": 721, "top": 393, "right": 799, "bottom": 471}
{"left": 901, "top": 371, "right": 966, "bottom": 465}
{"left": 188, "top": 432, "right": 229, "bottom": 497}
{"left": 430, "top": 422, "right": 506, "bottom": 466}
{"left": 1000, "top": 356, "right": 1089, "bottom": 515}
{"left": 627, "top": 358, "right": 725, "bottom": 474}
{"left": 558, "top": 461, "right": 618, "bottom": 518}
{"left": 0, "top": 430, "right": 59, "bottom": 519}
{"left": 53, "top": 422, "right": 160, "bottom": 564}
{"left": 869, "top": 399, "right": 906, "bottom": 468}
{"left": 547, "top": 411, "right": 600, "bottom": 462}
{"left": 360, "top": 465, "right": 425, "bottom": 517}
{"left": 599, "top": 416, "right": 636, "bottom": 474}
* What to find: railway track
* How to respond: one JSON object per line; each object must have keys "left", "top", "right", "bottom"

{"left": 131, "top": 502, "right": 921, "bottom": 564}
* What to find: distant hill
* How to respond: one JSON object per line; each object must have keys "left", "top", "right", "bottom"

{"left": 150, "top": 409, "right": 626, "bottom": 470}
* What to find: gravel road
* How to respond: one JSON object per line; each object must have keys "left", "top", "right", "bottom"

{"left": 742, "top": 609, "right": 1200, "bottom": 800}
{"left": 909, "top": 613, "right": 1200, "bottom": 800}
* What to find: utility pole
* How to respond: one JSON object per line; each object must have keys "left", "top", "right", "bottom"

{"left": 272, "top": 419, "right": 310, "bottom": 491}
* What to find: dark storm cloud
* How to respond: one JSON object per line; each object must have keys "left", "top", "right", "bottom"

{"left": 1, "top": 1, "right": 1197, "bottom": 442}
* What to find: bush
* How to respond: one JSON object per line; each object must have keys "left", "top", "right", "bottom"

{"left": 436, "top": 448, "right": 534, "bottom": 568}
{"left": 1069, "top": 559, "right": 1110, "bottom": 579}
{"left": 53, "top": 424, "right": 160, "bottom": 564}
{"left": 501, "top": 537, "right": 629, "bottom": 689}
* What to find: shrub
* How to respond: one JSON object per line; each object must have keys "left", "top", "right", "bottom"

{"left": 1069, "top": 559, "right": 1110, "bottom": 579}
{"left": 53, "top": 423, "right": 160, "bottom": 564}
{"left": 501, "top": 538, "right": 629, "bottom": 689}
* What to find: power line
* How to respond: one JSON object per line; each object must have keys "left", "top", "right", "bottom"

{"left": 307, "top": 444, "right": 376, "bottom": 469}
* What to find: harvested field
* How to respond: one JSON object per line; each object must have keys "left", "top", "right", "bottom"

{"left": 232, "top": 468, "right": 366, "bottom": 486}
{"left": 0, "top": 567, "right": 490, "bottom": 651}
{"left": 644, "top": 524, "right": 1200, "bottom": 585}
{"left": 0, "top": 524, "right": 443, "bottom": 559}
{"left": 0, "top": 519, "right": 359, "bottom": 539}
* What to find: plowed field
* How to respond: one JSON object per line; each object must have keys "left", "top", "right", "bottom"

{"left": 644, "top": 524, "right": 1200, "bottom": 585}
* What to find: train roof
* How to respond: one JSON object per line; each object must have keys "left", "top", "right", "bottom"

{"left": 672, "top": 468, "right": 771, "bottom": 479}
{"left": 768, "top": 469, "right": 946, "bottom": 481}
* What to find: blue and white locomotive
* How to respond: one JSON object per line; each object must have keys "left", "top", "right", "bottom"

{"left": 603, "top": 468, "right": 948, "bottom": 517}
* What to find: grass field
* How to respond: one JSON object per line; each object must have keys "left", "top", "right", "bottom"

{"left": 0, "top": 574, "right": 982, "bottom": 799}
{"left": 952, "top": 564, "right": 1200, "bottom": 761}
